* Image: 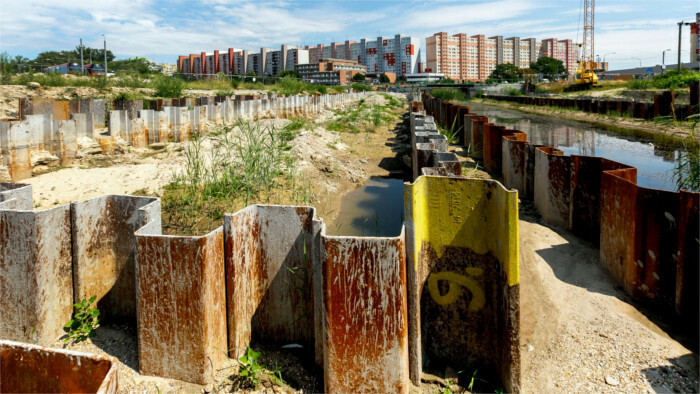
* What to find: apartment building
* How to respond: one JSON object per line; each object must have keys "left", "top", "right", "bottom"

{"left": 176, "top": 33, "right": 420, "bottom": 79}
{"left": 540, "top": 38, "right": 578, "bottom": 75}
{"left": 426, "top": 32, "right": 582, "bottom": 82}
{"left": 296, "top": 58, "right": 366, "bottom": 85}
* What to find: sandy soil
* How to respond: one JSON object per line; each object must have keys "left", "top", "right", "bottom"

{"left": 475, "top": 99, "right": 698, "bottom": 142}
{"left": 518, "top": 203, "right": 697, "bottom": 393}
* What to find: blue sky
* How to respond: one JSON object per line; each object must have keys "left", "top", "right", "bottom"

{"left": 0, "top": 0, "right": 697, "bottom": 70}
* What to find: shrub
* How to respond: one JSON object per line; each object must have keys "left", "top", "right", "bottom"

{"left": 63, "top": 296, "right": 100, "bottom": 343}
{"left": 215, "top": 89, "right": 236, "bottom": 97}
{"left": 153, "top": 75, "right": 185, "bottom": 98}
{"left": 626, "top": 79, "right": 653, "bottom": 89}
{"left": 431, "top": 87, "right": 467, "bottom": 102}
{"left": 350, "top": 83, "right": 372, "bottom": 92}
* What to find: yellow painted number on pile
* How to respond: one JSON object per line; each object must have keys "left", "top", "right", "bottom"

{"left": 427, "top": 267, "right": 485, "bottom": 311}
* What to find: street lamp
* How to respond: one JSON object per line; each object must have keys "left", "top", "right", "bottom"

{"left": 602, "top": 52, "right": 615, "bottom": 63}
{"left": 662, "top": 49, "right": 671, "bottom": 72}
{"left": 631, "top": 57, "right": 642, "bottom": 67}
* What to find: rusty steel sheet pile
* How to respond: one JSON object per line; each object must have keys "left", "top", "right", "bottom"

{"left": 404, "top": 175, "right": 520, "bottom": 393}
{"left": 321, "top": 230, "right": 409, "bottom": 393}
{"left": 0, "top": 340, "right": 118, "bottom": 393}
{"left": 0, "top": 183, "right": 73, "bottom": 345}
{"left": 135, "top": 226, "right": 228, "bottom": 385}
{"left": 420, "top": 92, "right": 699, "bottom": 333}
{"left": 72, "top": 195, "right": 160, "bottom": 322}
{"left": 224, "top": 206, "right": 323, "bottom": 361}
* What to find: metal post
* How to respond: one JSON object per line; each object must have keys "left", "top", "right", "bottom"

{"left": 80, "top": 38, "right": 84, "bottom": 75}
{"left": 678, "top": 22, "right": 683, "bottom": 71}
{"left": 103, "top": 34, "right": 107, "bottom": 80}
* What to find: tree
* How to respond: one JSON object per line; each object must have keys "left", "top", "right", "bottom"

{"left": 246, "top": 70, "right": 257, "bottom": 77}
{"left": 439, "top": 77, "right": 455, "bottom": 84}
{"left": 352, "top": 72, "right": 366, "bottom": 82}
{"left": 490, "top": 63, "right": 521, "bottom": 80}
{"left": 278, "top": 69, "right": 301, "bottom": 79}
{"left": 379, "top": 73, "right": 390, "bottom": 83}
{"left": 110, "top": 58, "right": 157, "bottom": 74}
{"left": 529, "top": 56, "right": 568, "bottom": 77}
{"left": 396, "top": 75, "right": 407, "bottom": 84}
{"left": 29, "top": 48, "right": 115, "bottom": 68}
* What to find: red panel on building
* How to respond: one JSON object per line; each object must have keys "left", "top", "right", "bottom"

{"left": 366, "top": 48, "right": 377, "bottom": 55}
{"left": 383, "top": 40, "right": 388, "bottom": 46}
{"left": 406, "top": 44, "right": 414, "bottom": 55}
{"left": 383, "top": 53, "right": 396, "bottom": 66}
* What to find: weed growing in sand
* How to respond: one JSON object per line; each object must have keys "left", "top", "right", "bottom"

{"left": 63, "top": 296, "right": 99, "bottom": 343}
{"left": 224, "top": 347, "right": 285, "bottom": 390}
{"left": 438, "top": 114, "right": 462, "bottom": 145}
{"left": 162, "top": 120, "right": 307, "bottom": 234}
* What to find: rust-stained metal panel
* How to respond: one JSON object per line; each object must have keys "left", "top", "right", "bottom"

{"left": 501, "top": 133, "right": 529, "bottom": 195}
{"left": 676, "top": 191, "right": 699, "bottom": 325}
{"left": 0, "top": 188, "right": 72, "bottom": 344}
{"left": 71, "top": 196, "right": 160, "bottom": 321}
{"left": 224, "top": 205, "right": 323, "bottom": 360}
{"left": 0, "top": 340, "right": 118, "bottom": 393}
{"left": 570, "top": 156, "right": 636, "bottom": 244}
{"left": 404, "top": 176, "right": 520, "bottom": 393}
{"left": 534, "top": 146, "right": 572, "bottom": 227}
{"left": 321, "top": 230, "right": 409, "bottom": 394}
{"left": 135, "top": 226, "right": 227, "bottom": 385}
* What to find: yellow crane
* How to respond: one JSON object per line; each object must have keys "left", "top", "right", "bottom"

{"left": 571, "top": 0, "right": 599, "bottom": 90}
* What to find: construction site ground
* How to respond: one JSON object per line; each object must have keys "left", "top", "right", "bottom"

{"left": 3, "top": 86, "right": 697, "bottom": 393}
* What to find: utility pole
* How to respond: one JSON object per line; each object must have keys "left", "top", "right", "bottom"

{"left": 678, "top": 21, "right": 691, "bottom": 71}
{"left": 80, "top": 38, "right": 84, "bottom": 75}
{"left": 678, "top": 22, "right": 683, "bottom": 71}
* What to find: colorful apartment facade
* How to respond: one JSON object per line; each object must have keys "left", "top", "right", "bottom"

{"left": 426, "top": 32, "right": 578, "bottom": 82}
{"left": 176, "top": 33, "right": 421, "bottom": 79}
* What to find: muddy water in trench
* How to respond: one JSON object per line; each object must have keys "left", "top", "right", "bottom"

{"left": 467, "top": 102, "right": 680, "bottom": 191}
{"left": 327, "top": 176, "right": 404, "bottom": 237}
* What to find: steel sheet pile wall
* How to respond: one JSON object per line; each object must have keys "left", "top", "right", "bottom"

{"left": 483, "top": 89, "right": 697, "bottom": 121}
{"left": 407, "top": 94, "right": 521, "bottom": 392}
{"left": 404, "top": 176, "right": 520, "bottom": 393}
{"left": 2, "top": 92, "right": 369, "bottom": 182}
{"left": 0, "top": 340, "right": 118, "bottom": 393}
{"left": 421, "top": 92, "right": 699, "bottom": 331}
{"left": 0, "top": 183, "right": 72, "bottom": 344}
{"left": 0, "top": 183, "right": 159, "bottom": 345}
{"left": 321, "top": 230, "right": 409, "bottom": 393}
{"left": 224, "top": 206, "right": 322, "bottom": 360}
{"left": 409, "top": 111, "right": 461, "bottom": 179}
{"left": 72, "top": 195, "right": 162, "bottom": 321}
{"left": 135, "top": 227, "right": 228, "bottom": 385}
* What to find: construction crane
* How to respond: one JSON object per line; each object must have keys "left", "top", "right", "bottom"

{"left": 571, "top": 0, "right": 599, "bottom": 90}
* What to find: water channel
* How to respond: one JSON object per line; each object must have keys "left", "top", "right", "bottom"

{"left": 467, "top": 102, "right": 680, "bottom": 191}
{"left": 330, "top": 102, "right": 681, "bottom": 236}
